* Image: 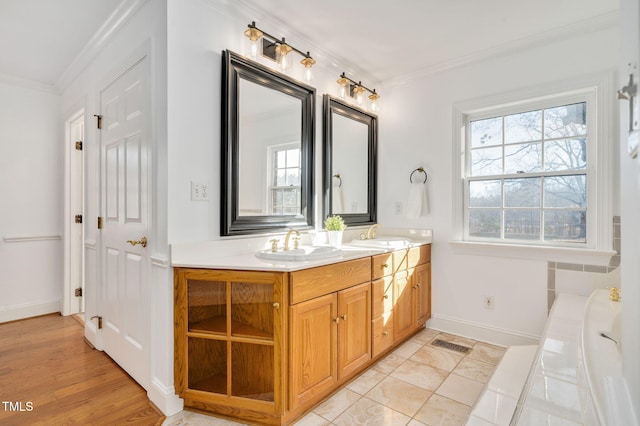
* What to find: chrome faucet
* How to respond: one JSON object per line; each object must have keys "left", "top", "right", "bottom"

{"left": 284, "top": 229, "right": 300, "bottom": 251}
{"left": 366, "top": 224, "right": 380, "bottom": 240}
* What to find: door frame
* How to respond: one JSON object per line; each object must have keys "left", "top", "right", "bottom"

{"left": 62, "top": 108, "right": 85, "bottom": 316}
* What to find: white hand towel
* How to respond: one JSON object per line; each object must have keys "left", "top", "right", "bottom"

{"left": 406, "top": 182, "right": 429, "bottom": 218}
{"left": 333, "top": 182, "right": 344, "bottom": 213}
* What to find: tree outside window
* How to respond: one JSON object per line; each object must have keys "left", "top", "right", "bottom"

{"left": 467, "top": 102, "right": 588, "bottom": 244}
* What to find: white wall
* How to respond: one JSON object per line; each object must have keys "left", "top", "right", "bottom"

{"left": 378, "top": 26, "right": 620, "bottom": 344}
{"left": 0, "top": 81, "right": 62, "bottom": 322}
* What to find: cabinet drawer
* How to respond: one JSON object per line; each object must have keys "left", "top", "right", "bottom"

{"left": 371, "top": 277, "right": 393, "bottom": 319}
{"left": 372, "top": 251, "right": 407, "bottom": 279}
{"left": 290, "top": 258, "right": 371, "bottom": 304}
{"left": 408, "top": 244, "right": 431, "bottom": 267}
{"left": 372, "top": 314, "right": 394, "bottom": 358}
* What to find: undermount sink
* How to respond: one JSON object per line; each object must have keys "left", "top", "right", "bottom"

{"left": 255, "top": 246, "right": 343, "bottom": 262}
{"left": 349, "top": 237, "right": 411, "bottom": 248}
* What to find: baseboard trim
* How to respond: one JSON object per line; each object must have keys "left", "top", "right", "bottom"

{"left": 148, "top": 378, "right": 183, "bottom": 416}
{"left": 428, "top": 314, "right": 540, "bottom": 347}
{"left": 0, "top": 299, "right": 62, "bottom": 323}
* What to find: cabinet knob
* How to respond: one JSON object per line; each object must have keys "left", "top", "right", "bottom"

{"left": 273, "top": 302, "right": 280, "bottom": 309}
{"left": 340, "top": 314, "right": 347, "bottom": 320}
{"left": 333, "top": 317, "right": 340, "bottom": 324}
{"left": 383, "top": 331, "right": 389, "bottom": 336}
{"left": 383, "top": 294, "right": 389, "bottom": 299}
{"left": 382, "top": 263, "right": 388, "bottom": 268}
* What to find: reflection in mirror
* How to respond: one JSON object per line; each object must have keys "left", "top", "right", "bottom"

{"left": 222, "top": 50, "right": 315, "bottom": 236}
{"left": 238, "top": 79, "right": 302, "bottom": 216}
{"left": 323, "top": 95, "right": 377, "bottom": 227}
{"left": 331, "top": 114, "right": 368, "bottom": 214}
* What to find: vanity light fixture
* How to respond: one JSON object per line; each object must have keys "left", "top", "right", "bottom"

{"left": 243, "top": 21, "right": 316, "bottom": 83}
{"left": 243, "top": 23, "right": 263, "bottom": 59}
{"left": 336, "top": 72, "right": 381, "bottom": 113}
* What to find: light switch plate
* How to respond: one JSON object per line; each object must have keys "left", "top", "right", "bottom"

{"left": 191, "top": 181, "right": 209, "bottom": 201}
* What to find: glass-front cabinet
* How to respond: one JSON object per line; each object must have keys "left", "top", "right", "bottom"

{"left": 174, "top": 269, "right": 285, "bottom": 422}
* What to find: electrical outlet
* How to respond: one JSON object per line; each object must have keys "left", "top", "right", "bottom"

{"left": 395, "top": 202, "right": 402, "bottom": 215}
{"left": 484, "top": 296, "right": 495, "bottom": 310}
{"left": 191, "top": 181, "right": 209, "bottom": 201}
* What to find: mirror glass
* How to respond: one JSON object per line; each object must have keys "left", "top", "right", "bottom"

{"left": 323, "top": 95, "right": 377, "bottom": 226}
{"left": 331, "top": 114, "right": 368, "bottom": 213}
{"left": 222, "top": 50, "right": 315, "bottom": 236}
{"left": 238, "top": 79, "right": 302, "bottom": 216}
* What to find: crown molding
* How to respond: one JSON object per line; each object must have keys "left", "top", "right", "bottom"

{"left": 0, "top": 72, "right": 60, "bottom": 95}
{"left": 392, "top": 11, "right": 620, "bottom": 86}
{"left": 55, "top": 0, "right": 151, "bottom": 92}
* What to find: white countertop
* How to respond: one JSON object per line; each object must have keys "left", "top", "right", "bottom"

{"left": 171, "top": 229, "right": 432, "bottom": 272}
{"left": 171, "top": 245, "right": 385, "bottom": 271}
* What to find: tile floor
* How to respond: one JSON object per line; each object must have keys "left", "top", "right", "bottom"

{"left": 163, "top": 328, "right": 506, "bottom": 426}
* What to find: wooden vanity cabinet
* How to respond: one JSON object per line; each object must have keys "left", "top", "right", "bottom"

{"left": 174, "top": 244, "right": 431, "bottom": 425}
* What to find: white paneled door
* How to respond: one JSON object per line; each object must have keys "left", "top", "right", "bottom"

{"left": 99, "top": 54, "right": 150, "bottom": 389}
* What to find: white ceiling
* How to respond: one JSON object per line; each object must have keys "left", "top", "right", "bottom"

{"left": 0, "top": 0, "right": 619, "bottom": 89}
{"left": 0, "top": 0, "right": 122, "bottom": 87}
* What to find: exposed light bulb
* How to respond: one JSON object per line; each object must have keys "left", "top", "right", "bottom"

{"left": 304, "top": 67, "right": 314, "bottom": 83}
{"left": 244, "top": 23, "right": 263, "bottom": 60}
{"left": 275, "top": 39, "right": 292, "bottom": 72}
{"left": 250, "top": 40, "right": 258, "bottom": 59}
{"left": 369, "top": 91, "right": 380, "bottom": 113}
{"left": 337, "top": 75, "right": 349, "bottom": 99}
{"left": 354, "top": 85, "right": 365, "bottom": 106}
{"left": 301, "top": 54, "right": 316, "bottom": 83}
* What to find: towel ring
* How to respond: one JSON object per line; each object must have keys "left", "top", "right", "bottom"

{"left": 333, "top": 173, "right": 342, "bottom": 188}
{"left": 410, "top": 167, "right": 428, "bottom": 184}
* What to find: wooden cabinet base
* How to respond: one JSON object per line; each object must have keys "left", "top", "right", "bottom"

{"left": 183, "top": 396, "right": 282, "bottom": 425}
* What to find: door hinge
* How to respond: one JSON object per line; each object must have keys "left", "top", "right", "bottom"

{"left": 75, "top": 141, "right": 83, "bottom": 151}
{"left": 75, "top": 214, "right": 82, "bottom": 224}
{"left": 93, "top": 114, "right": 102, "bottom": 129}
{"left": 90, "top": 315, "right": 103, "bottom": 329}
{"left": 74, "top": 287, "right": 83, "bottom": 297}
{"left": 97, "top": 216, "right": 103, "bottom": 229}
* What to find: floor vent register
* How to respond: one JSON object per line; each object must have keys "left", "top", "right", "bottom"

{"left": 431, "top": 339, "right": 472, "bottom": 354}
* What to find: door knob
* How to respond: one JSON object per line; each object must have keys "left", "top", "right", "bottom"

{"left": 126, "top": 236, "right": 147, "bottom": 248}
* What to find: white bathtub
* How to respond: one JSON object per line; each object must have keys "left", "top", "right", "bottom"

{"left": 579, "top": 289, "right": 635, "bottom": 425}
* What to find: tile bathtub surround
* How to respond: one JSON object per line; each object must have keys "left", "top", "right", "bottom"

{"left": 546, "top": 216, "right": 622, "bottom": 311}
{"left": 163, "top": 328, "right": 506, "bottom": 426}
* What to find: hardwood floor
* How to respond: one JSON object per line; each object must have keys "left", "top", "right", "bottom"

{"left": 0, "top": 313, "right": 164, "bottom": 425}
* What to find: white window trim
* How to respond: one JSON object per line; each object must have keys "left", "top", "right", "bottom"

{"left": 450, "top": 72, "right": 617, "bottom": 265}
{"left": 266, "top": 141, "right": 301, "bottom": 214}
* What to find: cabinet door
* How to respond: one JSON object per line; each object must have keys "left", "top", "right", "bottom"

{"left": 289, "top": 293, "right": 338, "bottom": 410}
{"left": 393, "top": 271, "right": 413, "bottom": 341}
{"left": 337, "top": 282, "right": 371, "bottom": 380}
{"left": 413, "top": 263, "right": 431, "bottom": 328}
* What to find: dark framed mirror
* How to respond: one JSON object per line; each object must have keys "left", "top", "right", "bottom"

{"left": 221, "top": 50, "right": 315, "bottom": 236}
{"left": 323, "top": 95, "right": 377, "bottom": 226}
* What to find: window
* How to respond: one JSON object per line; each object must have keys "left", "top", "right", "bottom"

{"left": 464, "top": 99, "right": 592, "bottom": 246}
{"left": 269, "top": 144, "right": 301, "bottom": 215}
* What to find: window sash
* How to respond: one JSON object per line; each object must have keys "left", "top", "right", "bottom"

{"left": 463, "top": 97, "right": 594, "bottom": 247}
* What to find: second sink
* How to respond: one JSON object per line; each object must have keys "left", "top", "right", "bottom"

{"left": 256, "top": 246, "right": 343, "bottom": 262}
{"left": 349, "top": 237, "right": 411, "bottom": 249}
